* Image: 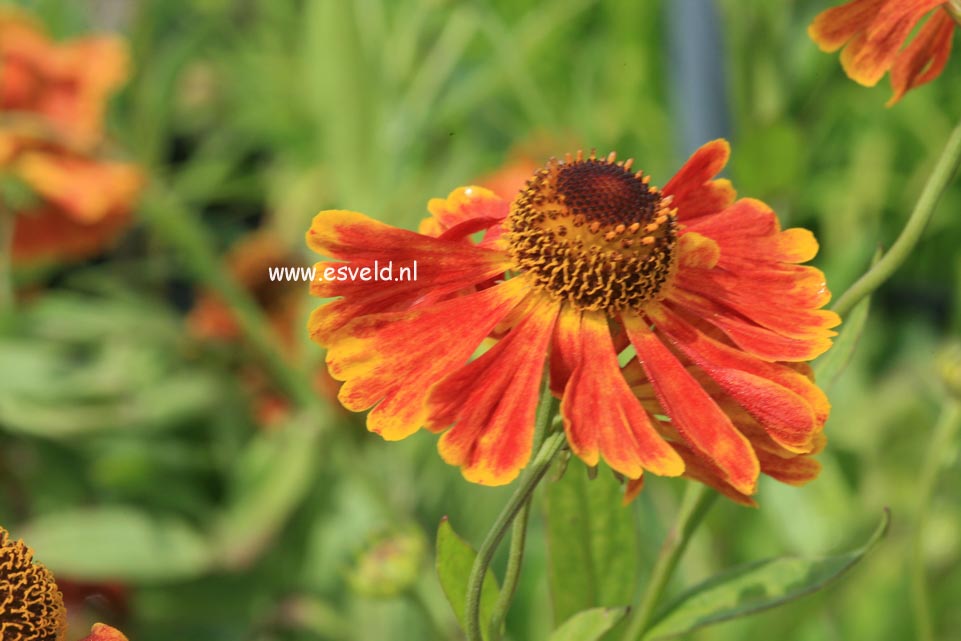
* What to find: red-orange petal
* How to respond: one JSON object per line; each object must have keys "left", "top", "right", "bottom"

{"left": 808, "top": 0, "right": 887, "bottom": 53}
{"left": 326, "top": 278, "right": 528, "bottom": 440}
{"left": 649, "top": 305, "right": 826, "bottom": 453}
{"left": 662, "top": 139, "right": 735, "bottom": 222}
{"left": 625, "top": 314, "right": 759, "bottom": 494}
{"left": 671, "top": 442, "right": 757, "bottom": 507}
{"left": 838, "top": 0, "right": 943, "bottom": 87}
{"left": 685, "top": 198, "right": 819, "bottom": 266}
{"left": 888, "top": 8, "right": 955, "bottom": 105}
{"left": 79, "top": 624, "right": 129, "bottom": 641}
{"left": 558, "top": 309, "right": 684, "bottom": 478}
{"left": 430, "top": 295, "right": 558, "bottom": 485}
{"left": 419, "top": 186, "right": 509, "bottom": 239}
{"left": 306, "top": 210, "right": 510, "bottom": 342}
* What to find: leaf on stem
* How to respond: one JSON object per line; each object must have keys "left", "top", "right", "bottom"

{"left": 435, "top": 517, "right": 501, "bottom": 640}
{"left": 544, "top": 460, "right": 639, "bottom": 626}
{"left": 643, "top": 509, "right": 891, "bottom": 639}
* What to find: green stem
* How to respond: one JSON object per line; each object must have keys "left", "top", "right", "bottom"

{"left": 910, "top": 399, "right": 961, "bottom": 641}
{"left": 832, "top": 119, "right": 961, "bottom": 319}
{"left": 621, "top": 483, "right": 718, "bottom": 641}
{"left": 0, "top": 201, "right": 13, "bottom": 312}
{"left": 140, "top": 181, "right": 317, "bottom": 409}
{"left": 465, "top": 430, "right": 567, "bottom": 641}
{"left": 488, "top": 384, "right": 558, "bottom": 641}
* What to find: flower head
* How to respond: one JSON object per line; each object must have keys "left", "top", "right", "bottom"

{"left": 0, "top": 7, "right": 142, "bottom": 265}
{"left": 307, "top": 142, "right": 838, "bottom": 502}
{"left": 809, "top": 0, "right": 958, "bottom": 105}
{"left": 0, "top": 6, "right": 128, "bottom": 148}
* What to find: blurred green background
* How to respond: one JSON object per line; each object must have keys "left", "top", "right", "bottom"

{"left": 2, "top": 0, "right": 960, "bottom": 639}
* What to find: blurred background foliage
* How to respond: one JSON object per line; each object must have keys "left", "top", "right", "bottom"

{"left": 1, "top": 0, "right": 960, "bottom": 639}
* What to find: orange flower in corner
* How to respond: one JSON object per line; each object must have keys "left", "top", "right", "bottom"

{"left": 1, "top": 524, "right": 128, "bottom": 641}
{"left": 0, "top": 6, "right": 128, "bottom": 148}
{"left": 0, "top": 7, "right": 142, "bottom": 264}
{"left": 809, "top": 0, "right": 959, "bottom": 105}
{"left": 307, "top": 142, "right": 838, "bottom": 501}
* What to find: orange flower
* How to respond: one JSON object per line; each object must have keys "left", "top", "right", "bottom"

{"left": 809, "top": 0, "right": 958, "bottom": 105}
{"left": 307, "top": 142, "right": 838, "bottom": 501}
{"left": 0, "top": 6, "right": 128, "bottom": 148}
{"left": 1, "top": 524, "right": 127, "bottom": 641}
{"left": 2, "top": 128, "right": 143, "bottom": 263}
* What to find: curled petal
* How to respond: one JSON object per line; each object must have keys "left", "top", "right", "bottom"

{"left": 663, "top": 139, "right": 736, "bottom": 222}
{"left": 625, "top": 314, "right": 759, "bottom": 495}
{"left": 649, "top": 305, "right": 828, "bottom": 453}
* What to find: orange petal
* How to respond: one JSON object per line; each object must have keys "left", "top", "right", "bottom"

{"left": 625, "top": 314, "right": 759, "bottom": 494}
{"left": 306, "top": 210, "right": 510, "bottom": 342}
{"left": 757, "top": 449, "right": 822, "bottom": 486}
{"left": 420, "top": 185, "right": 509, "bottom": 238}
{"left": 671, "top": 442, "right": 757, "bottom": 507}
{"left": 558, "top": 310, "right": 684, "bottom": 478}
{"left": 663, "top": 139, "right": 735, "bottom": 222}
{"left": 839, "top": 0, "right": 943, "bottom": 87}
{"left": 666, "top": 291, "right": 834, "bottom": 362}
{"left": 808, "top": 0, "right": 887, "bottom": 53}
{"left": 675, "top": 269, "right": 840, "bottom": 346}
{"left": 79, "top": 624, "right": 129, "bottom": 641}
{"left": 685, "top": 198, "right": 819, "bottom": 265}
{"left": 326, "top": 278, "right": 528, "bottom": 440}
{"left": 430, "top": 296, "right": 558, "bottom": 485}
{"left": 649, "top": 305, "right": 827, "bottom": 453}
{"left": 888, "top": 8, "right": 955, "bottom": 105}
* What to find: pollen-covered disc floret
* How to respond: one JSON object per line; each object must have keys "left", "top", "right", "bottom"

{"left": 0, "top": 526, "right": 68, "bottom": 641}
{"left": 506, "top": 151, "right": 678, "bottom": 312}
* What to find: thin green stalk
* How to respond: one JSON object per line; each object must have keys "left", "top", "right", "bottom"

{"left": 488, "top": 384, "right": 558, "bottom": 641}
{"left": 621, "top": 483, "right": 718, "bottom": 641}
{"left": 0, "top": 201, "right": 13, "bottom": 312}
{"left": 140, "top": 181, "right": 317, "bottom": 409}
{"left": 832, "top": 119, "right": 961, "bottom": 319}
{"left": 910, "top": 399, "right": 961, "bottom": 641}
{"left": 465, "top": 430, "right": 567, "bottom": 641}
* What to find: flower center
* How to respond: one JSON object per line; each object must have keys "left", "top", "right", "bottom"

{"left": 505, "top": 151, "right": 678, "bottom": 312}
{"left": 1, "top": 527, "right": 68, "bottom": 641}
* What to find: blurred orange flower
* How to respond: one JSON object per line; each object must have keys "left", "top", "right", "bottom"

{"left": 189, "top": 230, "right": 339, "bottom": 426}
{"left": 0, "top": 6, "right": 128, "bottom": 147}
{"left": 809, "top": 0, "right": 958, "bottom": 105}
{"left": 307, "top": 142, "right": 838, "bottom": 500}
{"left": 1, "top": 524, "right": 127, "bottom": 641}
{"left": 0, "top": 7, "right": 142, "bottom": 264}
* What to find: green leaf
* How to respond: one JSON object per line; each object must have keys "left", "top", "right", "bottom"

{"left": 645, "top": 509, "right": 891, "bottom": 640}
{"left": 548, "top": 607, "right": 629, "bottom": 641}
{"left": 435, "top": 517, "right": 500, "bottom": 640}
{"left": 19, "top": 506, "right": 215, "bottom": 582}
{"left": 544, "top": 460, "right": 638, "bottom": 626}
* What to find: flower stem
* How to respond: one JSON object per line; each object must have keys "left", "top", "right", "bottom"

{"left": 910, "top": 398, "right": 961, "bottom": 641}
{"left": 0, "top": 201, "right": 13, "bottom": 312}
{"left": 465, "top": 429, "right": 567, "bottom": 641}
{"left": 621, "top": 483, "right": 718, "bottom": 641}
{"left": 832, "top": 118, "right": 961, "bottom": 319}
{"left": 488, "top": 384, "right": 557, "bottom": 641}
